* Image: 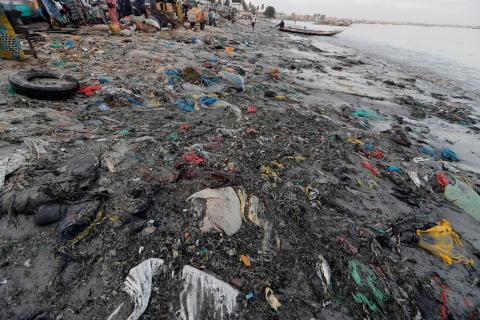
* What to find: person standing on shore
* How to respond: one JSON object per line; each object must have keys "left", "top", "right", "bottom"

{"left": 275, "top": 19, "right": 285, "bottom": 30}
{"left": 251, "top": 13, "right": 256, "bottom": 30}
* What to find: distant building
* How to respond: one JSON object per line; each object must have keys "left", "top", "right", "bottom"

{"left": 230, "top": 0, "right": 242, "bottom": 11}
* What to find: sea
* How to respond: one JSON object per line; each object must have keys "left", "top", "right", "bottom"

{"left": 284, "top": 21, "right": 480, "bottom": 95}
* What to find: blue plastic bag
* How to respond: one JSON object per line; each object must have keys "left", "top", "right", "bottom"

{"left": 199, "top": 96, "right": 218, "bottom": 106}
{"left": 441, "top": 148, "right": 459, "bottom": 162}
{"left": 175, "top": 99, "right": 194, "bottom": 113}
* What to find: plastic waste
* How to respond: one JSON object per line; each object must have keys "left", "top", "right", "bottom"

{"left": 0, "top": 148, "right": 27, "bottom": 188}
{"left": 351, "top": 108, "right": 383, "bottom": 120}
{"left": 181, "top": 153, "right": 205, "bottom": 165}
{"left": 107, "top": 258, "right": 164, "bottom": 320}
{"left": 408, "top": 171, "right": 421, "bottom": 188}
{"left": 265, "top": 287, "right": 281, "bottom": 311}
{"left": 175, "top": 99, "right": 194, "bottom": 113}
{"left": 419, "top": 145, "right": 436, "bottom": 157}
{"left": 63, "top": 39, "right": 75, "bottom": 49}
{"left": 224, "top": 47, "right": 234, "bottom": 55}
{"left": 416, "top": 219, "right": 473, "bottom": 265}
{"left": 210, "top": 100, "right": 242, "bottom": 122}
{"left": 247, "top": 105, "right": 257, "bottom": 113}
{"left": 436, "top": 172, "right": 449, "bottom": 187}
{"left": 164, "top": 69, "right": 181, "bottom": 78}
{"left": 49, "top": 42, "right": 62, "bottom": 48}
{"left": 187, "top": 187, "right": 243, "bottom": 236}
{"left": 347, "top": 137, "right": 364, "bottom": 145}
{"left": 179, "top": 265, "right": 239, "bottom": 320}
{"left": 198, "top": 96, "right": 218, "bottom": 106}
{"left": 247, "top": 195, "right": 262, "bottom": 226}
{"left": 444, "top": 176, "right": 480, "bottom": 222}
{"left": 79, "top": 85, "right": 102, "bottom": 97}
{"left": 441, "top": 148, "right": 459, "bottom": 162}
{"left": 353, "top": 292, "right": 379, "bottom": 313}
{"left": 219, "top": 71, "right": 245, "bottom": 91}
{"left": 240, "top": 255, "right": 251, "bottom": 267}
{"left": 316, "top": 254, "right": 332, "bottom": 295}
{"left": 349, "top": 260, "right": 387, "bottom": 310}
{"left": 362, "top": 161, "right": 381, "bottom": 177}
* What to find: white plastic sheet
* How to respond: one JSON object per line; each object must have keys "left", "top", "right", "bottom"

{"left": 107, "top": 258, "right": 164, "bottom": 320}
{"left": 179, "top": 265, "right": 239, "bottom": 320}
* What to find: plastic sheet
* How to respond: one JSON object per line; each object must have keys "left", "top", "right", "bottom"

{"left": 107, "top": 258, "right": 164, "bottom": 320}
{"left": 188, "top": 187, "right": 243, "bottom": 236}
{"left": 219, "top": 71, "right": 245, "bottom": 91}
{"left": 179, "top": 265, "right": 239, "bottom": 320}
{"left": 175, "top": 99, "right": 194, "bottom": 113}
{"left": 351, "top": 108, "right": 383, "bottom": 120}
{"left": 444, "top": 177, "right": 480, "bottom": 222}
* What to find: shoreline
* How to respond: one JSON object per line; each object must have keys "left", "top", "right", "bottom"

{"left": 1, "top": 20, "right": 479, "bottom": 319}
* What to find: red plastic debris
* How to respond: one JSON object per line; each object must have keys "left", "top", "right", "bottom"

{"left": 181, "top": 153, "right": 205, "bottom": 165}
{"left": 78, "top": 85, "right": 102, "bottom": 97}
{"left": 180, "top": 123, "right": 191, "bottom": 130}
{"left": 362, "top": 161, "right": 381, "bottom": 177}
{"left": 336, "top": 235, "right": 359, "bottom": 254}
{"left": 247, "top": 106, "right": 257, "bottom": 113}
{"left": 436, "top": 172, "right": 449, "bottom": 187}
{"left": 371, "top": 150, "right": 384, "bottom": 159}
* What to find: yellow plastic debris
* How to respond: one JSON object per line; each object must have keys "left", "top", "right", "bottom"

{"left": 69, "top": 208, "right": 105, "bottom": 246}
{"left": 240, "top": 255, "right": 251, "bottom": 267}
{"left": 265, "top": 287, "right": 281, "bottom": 311}
{"left": 260, "top": 165, "right": 280, "bottom": 182}
{"left": 108, "top": 23, "right": 121, "bottom": 33}
{"left": 416, "top": 219, "right": 474, "bottom": 266}
{"left": 287, "top": 155, "right": 306, "bottom": 161}
{"left": 225, "top": 47, "right": 234, "bottom": 55}
{"left": 274, "top": 95, "right": 287, "bottom": 101}
{"left": 270, "top": 160, "right": 285, "bottom": 170}
{"left": 346, "top": 137, "right": 364, "bottom": 145}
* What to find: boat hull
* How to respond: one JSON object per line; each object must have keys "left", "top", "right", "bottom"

{"left": 279, "top": 28, "right": 344, "bottom": 36}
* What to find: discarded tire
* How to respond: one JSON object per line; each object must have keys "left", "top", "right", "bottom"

{"left": 8, "top": 70, "right": 79, "bottom": 100}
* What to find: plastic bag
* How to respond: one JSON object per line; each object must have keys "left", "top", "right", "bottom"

{"left": 416, "top": 219, "right": 473, "bottom": 266}
{"left": 444, "top": 176, "right": 480, "bottom": 222}
{"left": 175, "top": 99, "right": 194, "bottom": 113}
{"left": 351, "top": 108, "right": 383, "bottom": 120}
{"left": 219, "top": 71, "right": 245, "bottom": 91}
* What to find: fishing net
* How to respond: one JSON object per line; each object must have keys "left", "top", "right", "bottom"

{"left": 0, "top": 7, "right": 24, "bottom": 60}
{"left": 349, "top": 260, "right": 388, "bottom": 312}
{"left": 416, "top": 219, "right": 473, "bottom": 266}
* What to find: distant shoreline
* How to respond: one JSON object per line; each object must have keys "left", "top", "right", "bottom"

{"left": 277, "top": 19, "right": 479, "bottom": 29}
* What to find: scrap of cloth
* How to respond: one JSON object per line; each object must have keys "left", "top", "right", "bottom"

{"left": 0, "top": 7, "right": 24, "bottom": 60}
{"left": 40, "top": 0, "right": 67, "bottom": 25}
{"left": 63, "top": 0, "right": 83, "bottom": 22}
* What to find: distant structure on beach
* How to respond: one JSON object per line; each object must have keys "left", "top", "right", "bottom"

{"left": 230, "top": 0, "right": 242, "bottom": 11}
{"left": 315, "top": 15, "right": 352, "bottom": 26}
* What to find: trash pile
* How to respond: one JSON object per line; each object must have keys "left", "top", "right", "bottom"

{"left": 1, "top": 17, "right": 479, "bottom": 320}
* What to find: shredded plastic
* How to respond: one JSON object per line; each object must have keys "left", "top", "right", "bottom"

{"left": 353, "top": 292, "right": 379, "bottom": 312}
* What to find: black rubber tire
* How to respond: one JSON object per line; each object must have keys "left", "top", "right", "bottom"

{"left": 200, "top": 21, "right": 206, "bottom": 30}
{"left": 8, "top": 70, "right": 79, "bottom": 100}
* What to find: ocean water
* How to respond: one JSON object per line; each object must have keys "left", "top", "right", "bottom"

{"left": 286, "top": 22, "right": 480, "bottom": 94}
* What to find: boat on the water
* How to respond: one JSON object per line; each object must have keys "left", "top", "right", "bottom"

{"left": 279, "top": 27, "right": 344, "bottom": 36}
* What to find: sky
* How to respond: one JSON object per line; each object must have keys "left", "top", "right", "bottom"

{"left": 253, "top": 0, "right": 480, "bottom": 25}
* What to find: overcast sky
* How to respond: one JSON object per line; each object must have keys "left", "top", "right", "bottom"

{"left": 254, "top": 0, "right": 480, "bottom": 25}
